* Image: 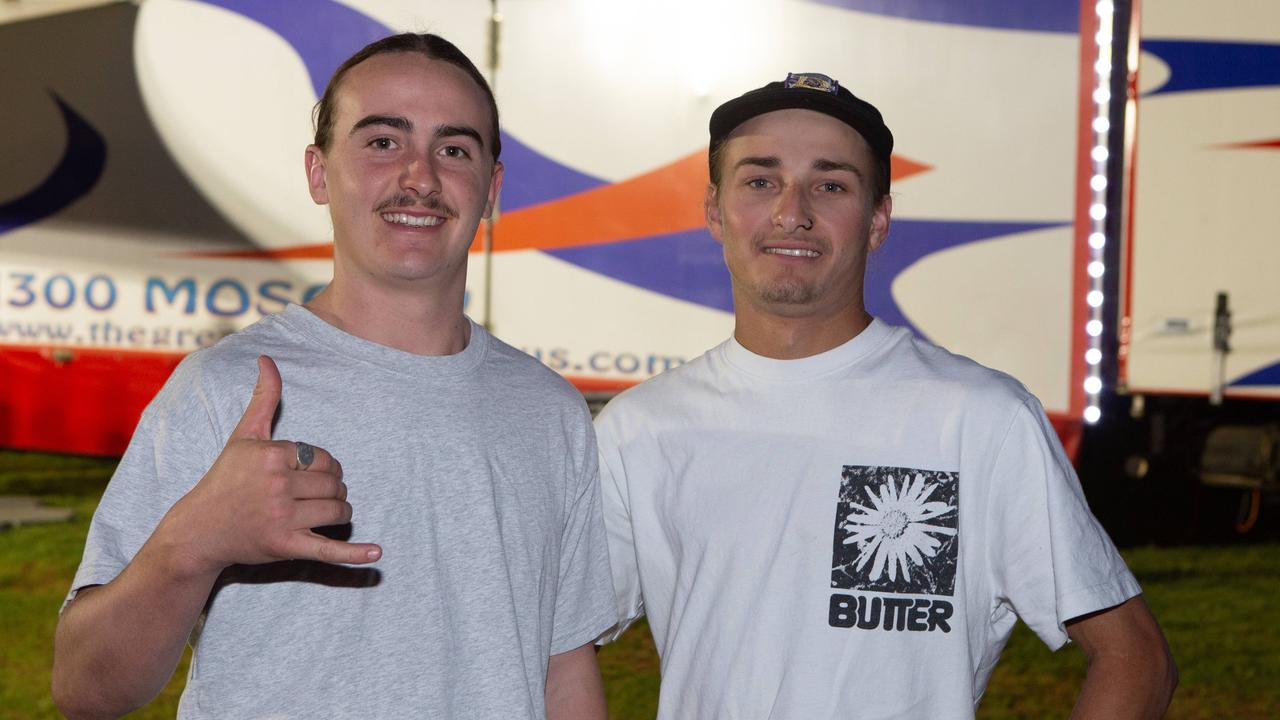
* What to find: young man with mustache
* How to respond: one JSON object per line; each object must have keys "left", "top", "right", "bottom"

{"left": 54, "top": 34, "right": 614, "bottom": 720}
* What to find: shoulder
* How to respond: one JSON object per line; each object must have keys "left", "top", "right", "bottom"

{"left": 876, "top": 326, "right": 1035, "bottom": 413}
{"left": 881, "top": 332, "right": 1070, "bottom": 476}
{"left": 481, "top": 328, "right": 593, "bottom": 414}
{"left": 594, "top": 345, "right": 721, "bottom": 441}
{"left": 142, "top": 313, "right": 295, "bottom": 430}
{"left": 190, "top": 311, "right": 302, "bottom": 374}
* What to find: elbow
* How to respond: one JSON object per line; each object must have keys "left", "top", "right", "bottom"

{"left": 52, "top": 626, "right": 128, "bottom": 720}
{"left": 51, "top": 667, "right": 95, "bottom": 720}
{"left": 52, "top": 619, "right": 91, "bottom": 720}
{"left": 51, "top": 659, "right": 146, "bottom": 720}
{"left": 51, "top": 652, "right": 104, "bottom": 720}
{"left": 1152, "top": 617, "right": 1179, "bottom": 700}
{"left": 51, "top": 631, "right": 82, "bottom": 719}
{"left": 52, "top": 671, "right": 129, "bottom": 720}
{"left": 1159, "top": 646, "right": 1179, "bottom": 707}
{"left": 1139, "top": 635, "right": 1178, "bottom": 718}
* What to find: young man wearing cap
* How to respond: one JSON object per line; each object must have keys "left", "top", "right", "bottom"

{"left": 53, "top": 34, "right": 614, "bottom": 719}
{"left": 595, "top": 73, "right": 1176, "bottom": 718}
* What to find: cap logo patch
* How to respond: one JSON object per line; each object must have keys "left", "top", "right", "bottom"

{"left": 784, "top": 72, "right": 839, "bottom": 94}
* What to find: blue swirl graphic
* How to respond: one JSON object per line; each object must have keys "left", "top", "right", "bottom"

{"left": 1143, "top": 40, "right": 1280, "bottom": 97}
{"left": 1231, "top": 362, "right": 1280, "bottom": 388}
{"left": 866, "top": 219, "right": 1063, "bottom": 338}
{"left": 803, "top": 0, "right": 1077, "bottom": 33}
{"left": 0, "top": 94, "right": 106, "bottom": 236}
{"left": 549, "top": 219, "right": 1063, "bottom": 326}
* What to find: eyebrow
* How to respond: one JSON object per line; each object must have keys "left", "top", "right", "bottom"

{"left": 812, "top": 158, "right": 864, "bottom": 179}
{"left": 733, "top": 155, "right": 864, "bottom": 179}
{"left": 348, "top": 117, "right": 485, "bottom": 149}
{"left": 734, "top": 156, "right": 780, "bottom": 171}
{"left": 436, "top": 124, "right": 485, "bottom": 148}
{"left": 350, "top": 114, "right": 412, "bottom": 135}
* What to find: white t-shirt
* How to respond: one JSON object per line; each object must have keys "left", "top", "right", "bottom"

{"left": 596, "top": 319, "right": 1140, "bottom": 720}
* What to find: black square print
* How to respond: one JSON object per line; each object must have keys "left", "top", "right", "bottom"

{"left": 831, "top": 465, "right": 959, "bottom": 596}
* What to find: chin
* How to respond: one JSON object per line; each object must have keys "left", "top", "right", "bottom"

{"left": 757, "top": 280, "right": 820, "bottom": 306}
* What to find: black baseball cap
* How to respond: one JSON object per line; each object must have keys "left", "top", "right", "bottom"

{"left": 709, "top": 72, "right": 894, "bottom": 190}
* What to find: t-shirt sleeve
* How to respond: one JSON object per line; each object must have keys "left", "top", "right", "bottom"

{"left": 988, "top": 397, "right": 1141, "bottom": 649}
{"left": 593, "top": 407, "right": 644, "bottom": 645}
{"left": 549, "top": 410, "right": 619, "bottom": 655}
{"left": 62, "top": 370, "right": 220, "bottom": 613}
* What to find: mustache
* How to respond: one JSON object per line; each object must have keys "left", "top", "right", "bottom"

{"left": 375, "top": 193, "right": 459, "bottom": 218}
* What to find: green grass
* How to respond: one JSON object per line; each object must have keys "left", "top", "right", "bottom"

{"left": 2, "top": 450, "right": 1277, "bottom": 718}
{"left": 978, "top": 542, "right": 1280, "bottom": 719}
{"left": 0, "top": 451, "right": 190, "bottom": 720}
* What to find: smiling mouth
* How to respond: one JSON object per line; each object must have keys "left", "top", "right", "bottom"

{"left": 764, "top": 248, "right": 821, "bottom": 258}
{"left": 381, "top": 212, "right": 444, "bottom": 228}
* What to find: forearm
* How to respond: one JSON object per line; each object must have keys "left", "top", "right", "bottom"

{"left": 53, "top": 512, "right": 222, "bottom": 719}
{"left": 545, "top": 644, "right": 607, "bottom": 720}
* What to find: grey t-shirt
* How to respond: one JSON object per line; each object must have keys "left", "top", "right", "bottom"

{"left": 68, "top": 305, "right": 616, "bottom": 719}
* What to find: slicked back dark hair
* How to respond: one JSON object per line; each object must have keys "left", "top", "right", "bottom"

{"left": 312, "top": 33, "right": 501, "bottom": 161}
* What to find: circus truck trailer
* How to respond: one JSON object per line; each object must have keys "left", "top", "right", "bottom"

{"left": 0, "top": 1, "right": 1276, "bottom": 536}
{"left": 1080, "top": 0, "right": 1280, "bottom": 540}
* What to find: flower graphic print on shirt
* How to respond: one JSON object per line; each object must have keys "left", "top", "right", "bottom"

{"left": 832, "top": 465, "right": 959, "bottom": 596}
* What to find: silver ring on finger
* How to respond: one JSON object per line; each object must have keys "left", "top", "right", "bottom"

{"left": 295, "top": 441, "right": 315, "bottom": 471}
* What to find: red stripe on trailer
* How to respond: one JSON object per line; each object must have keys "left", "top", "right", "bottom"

{"left": 565, "top": 376, "right": 637, "bottom": 395}
{"left": 1, "top": 354, "right": 1093, "bottom": 463}
{"left": 0, "top": 344, "right": 182, "bottom": 457}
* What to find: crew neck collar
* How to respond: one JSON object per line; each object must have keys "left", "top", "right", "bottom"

{"left": 278, "top": 303, "right": 487, "bottom": 378}
{"left": 721, "top": 318, "right": 893, "bottom": 381}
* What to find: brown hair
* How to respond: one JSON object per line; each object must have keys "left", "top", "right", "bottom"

{"left": 312, "top": 33, "right": 501, "bottom": 160}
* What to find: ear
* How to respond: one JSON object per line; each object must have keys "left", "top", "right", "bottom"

{"left": 483, "top": 160, "right": 504, "bottom": 219}
{"left": 305, "top": 145, "right": 329, "bottom": 205}
{"left": 704, "top": 183, "right": 725, "bottom": 245}
{"left": 867, "top": 194, "right": 892, "bottom": 252}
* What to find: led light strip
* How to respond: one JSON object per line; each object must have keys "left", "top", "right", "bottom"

{"left": 1083, "top": 0, "right": 1115, "bottom": 424}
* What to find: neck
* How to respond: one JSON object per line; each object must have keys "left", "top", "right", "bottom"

{"left": 733, "top": 301, "right": 872, "bottom": 360}
{"left": 304, "top": 276, "right": 470, "bottom": 356}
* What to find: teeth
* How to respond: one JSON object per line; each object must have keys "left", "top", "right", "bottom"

{"left": 764, "top": 248, "right": 820, "bottom": 258}
{"left": 382, "top": 213, "right": 443, "bottom": 227}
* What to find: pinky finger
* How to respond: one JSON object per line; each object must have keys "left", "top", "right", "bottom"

{"left": 292, "top": 535, "right": 382, "bottom": 565}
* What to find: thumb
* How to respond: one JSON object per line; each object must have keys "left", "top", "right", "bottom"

{"left": 230, "top": 355, "right": 281, "bottom": 441}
